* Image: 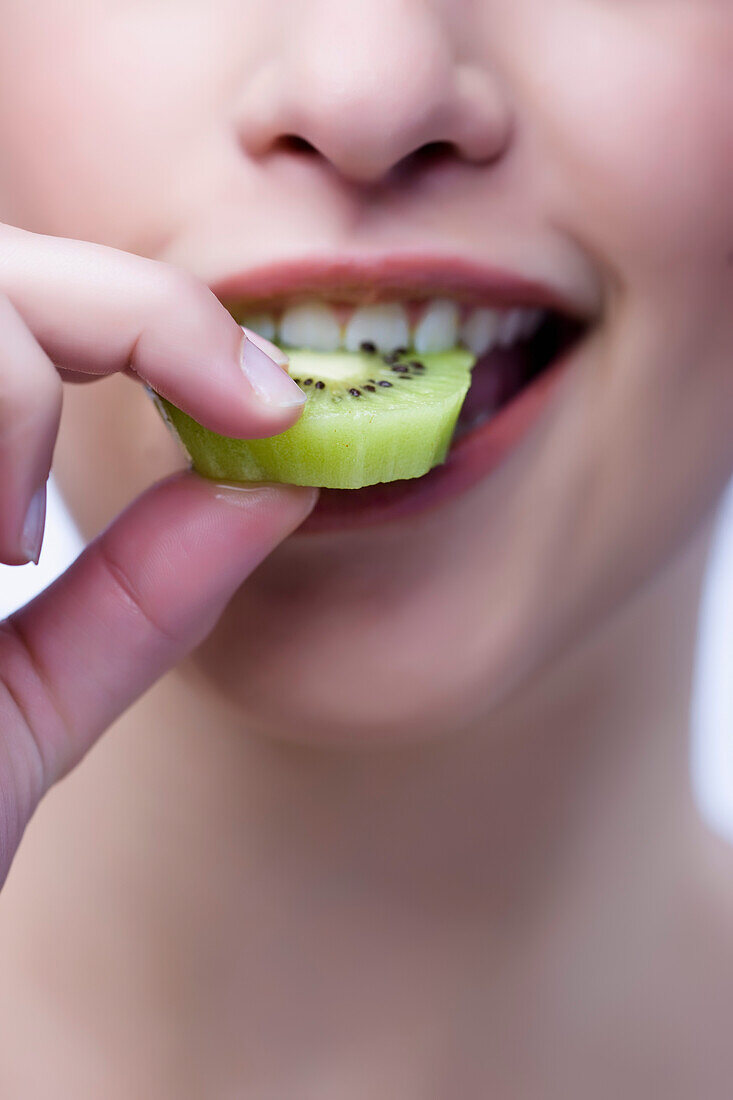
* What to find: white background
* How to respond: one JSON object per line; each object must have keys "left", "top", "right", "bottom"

{"left": 2, "top": 477, "right": 732, "bottom": 842}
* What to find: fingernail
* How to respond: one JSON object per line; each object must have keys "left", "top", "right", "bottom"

{"left": 240, "top": 335, "right": 305, "bottom": 408}
{"left": 213, "top": 481, "right": 318, "bottom": 500}
{"left": 241, "top": 326, "right": 290, "bottom": 367}
{"left": 213, "top": 481, "right": 319, "bottom": 513}
{"left": 21, "top": 484, "right": 47, "bottom": 565}
{"left": 212, "top": 481, "right": 282, "bottom": 499}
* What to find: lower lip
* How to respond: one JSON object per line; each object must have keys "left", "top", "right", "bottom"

{"left": 300, "top": 351, "right": 573, "bottom": 534}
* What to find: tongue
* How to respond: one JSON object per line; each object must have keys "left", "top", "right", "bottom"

{"left": 455, "top": 345, "right": 526, "bottom": 436}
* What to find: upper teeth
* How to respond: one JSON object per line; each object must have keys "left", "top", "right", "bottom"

{"left": 279, "top": 300, "right": 342, "bottom": 352}
{"left": 496, "top": 308, "right": 527, "bottom": 349}
{"left": 241, "top": 299, "right": 545, "bottom": 357}
{"left": 344, "top": 303, "right": 411, "bottom": 354}
{"left": 460, "top": 307, "right": 501, "bottom": 356}
{"left": 240, "top": 312, "right": 277, "bottom": 343}
{"left": 413, "top": 299, "right": 459, "bottom": 354}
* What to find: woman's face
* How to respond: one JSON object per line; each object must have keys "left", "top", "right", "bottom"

{"left": 0, "top": 0, "right": 731, "bottom": 742}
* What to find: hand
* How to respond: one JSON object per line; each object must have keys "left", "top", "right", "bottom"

{"left": 0, "top": 222, "right": 316, "bottom": 888}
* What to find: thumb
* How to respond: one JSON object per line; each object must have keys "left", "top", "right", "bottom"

{"left": 1, "top": 473, "right": 316, "bottom": 798}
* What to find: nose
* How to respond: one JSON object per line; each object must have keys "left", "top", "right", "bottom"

{"left": 235, "top": 1, "right": 513, "bottom": 185}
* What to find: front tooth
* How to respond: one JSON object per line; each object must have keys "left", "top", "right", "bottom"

{"left": 497, "top": 308, "right": 526, "bottom": 348}
{"left": 344, "top": 303, "right": 410, "bottom": 354}
{"left": 240, "top": 313, "right": 276, "bottom": 342}
{"left": 460, "top": 308, "right": 501, "bottom": 356}
{"left": 413, "top": 299, "right": 459, "bottom": 353}
{"left": 279, "top": 300, "right": 342, "bottom": 351}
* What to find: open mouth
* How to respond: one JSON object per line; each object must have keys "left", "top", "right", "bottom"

{"left": 217, "top": 268, "right": 589, "bottom": 531}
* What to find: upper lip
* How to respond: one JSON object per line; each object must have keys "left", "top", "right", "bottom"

{"left": 210, "top": 253, "right": 597, "bottom": 321}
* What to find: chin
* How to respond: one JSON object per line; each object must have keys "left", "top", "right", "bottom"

{"left": 189, "top": 493, "right": 543, "bottom": 749}
{"left": 191, "top": 637, "right": 498, "bottom": 748}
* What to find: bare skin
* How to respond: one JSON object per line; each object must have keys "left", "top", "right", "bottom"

{"left": 0, "top": 0, "right": 732, "bottom": 1095}
{"left": 2, "top": 513, "right": 732, "bottom": 1098}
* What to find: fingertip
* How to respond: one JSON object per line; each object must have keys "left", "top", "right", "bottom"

{"left": 207, "top": 478, "right": 319, "bottom": 519}
{"left": 152, "top": 469, "right": 319, "bottom": 528}
{"left": 239, "top": 335, "right": 305, "bottom": 412}
{"left": 20, "top": 485, "right": 47, "bottom": 566}
{"left": 241, "top": 326, "right": 290, "bottom": 367}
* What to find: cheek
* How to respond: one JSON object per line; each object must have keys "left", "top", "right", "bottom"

{"left": 531, "top": 6, "right": 733, "bottom": 273}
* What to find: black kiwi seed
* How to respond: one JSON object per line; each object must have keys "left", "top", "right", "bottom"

{"left": 364, "top": 384, "right": 376, "bottom": 392}
{"left": 391, "top": 364, "right": 408, "bottom": 373}
{"left": 360, "top": 341, "right": 377, "bottom": 354}
{"left": 303, "top": 378, "right": 313, "bottom": 386}
{"left": 410, "top": 361, "right": 425, "bottom": 370}
{"left": 349, "top": 388, "right": 362, "bottom": 397}
{"left": 378, "top": 380, "right": 393, "bottom": 387}
{"left": 394, "top": 346, "right": 408, "bottom": 356}
{"left": 315, "top": 380, "right": 325, "bottom": 390}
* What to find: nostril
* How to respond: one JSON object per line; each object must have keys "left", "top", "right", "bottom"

{"left": 276, "top": 134, "right": 320, "bottom": 156}
{"left": 390, "top": 140, "right": 460, "bottom": 183}
{"left": 408, "top": 140, "right": 457, "bottom": 167}
{"left": 273, "top": 135, "right": 459, "bottom": 178}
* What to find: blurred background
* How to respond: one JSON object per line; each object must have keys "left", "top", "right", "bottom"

{"left": 2, "top": 474, "right": 732, "bottom": 842}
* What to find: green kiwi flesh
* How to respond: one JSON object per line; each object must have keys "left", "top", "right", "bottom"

{"left": 156, "top": 347, "right": 475, "bottom": 489}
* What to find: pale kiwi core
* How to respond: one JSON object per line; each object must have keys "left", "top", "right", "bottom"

{"left": 157, "top": 347, "right": 475, "bottom": 489}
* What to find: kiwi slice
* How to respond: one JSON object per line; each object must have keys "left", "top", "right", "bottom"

{"left": 155, "top": 346, "right": 475, "bottom": 489}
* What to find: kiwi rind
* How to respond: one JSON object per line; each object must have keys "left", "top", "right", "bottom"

{"left": 155, "top": 347, "right": 475, "bottom": 490}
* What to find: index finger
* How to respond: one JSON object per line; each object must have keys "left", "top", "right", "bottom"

{"left": 0, "top": 223, "right": 305, "bottom": 439}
